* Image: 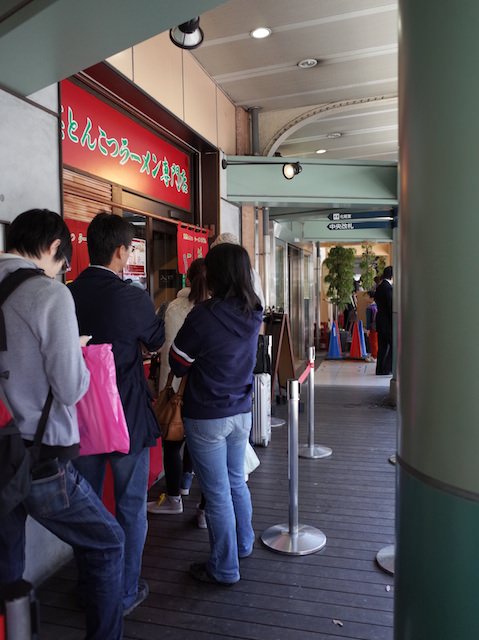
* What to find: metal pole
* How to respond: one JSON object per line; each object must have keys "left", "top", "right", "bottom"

{"left": 299, "top": 347, "right": 332, "bottom": 459}
{"left": 288, "top": 379, "right": 300, "bottom": 535}
{"left": 261, "top": 379, "right": 327, "bottom": 555}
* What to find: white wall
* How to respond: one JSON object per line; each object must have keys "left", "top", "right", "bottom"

{"left": 107, "top": 32, "right": 237, "bottom": 154}
{"left": 0, "top": 87, "right": 60, "bottom": 222}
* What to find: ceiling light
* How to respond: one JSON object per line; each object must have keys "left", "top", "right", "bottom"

{"left": 326, "top": 132, "right": 342, "bottom": 139}
{"left": 297, "top": 58, "right": 318, "bottom": 69}
{"left": 170, "top": 17, "right": 204, "bottom": 50}
{"left": 316, "top": 149, "right": 327, "bottom": 154}
{"left": 282, "top": 162, "right": 302, "bottom": 180}
{"left": 250, "top": 27, "right": 272, "bottom": 39}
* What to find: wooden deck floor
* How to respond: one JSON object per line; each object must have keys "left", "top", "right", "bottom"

{"left": 38, "top": 384, "right": 396, "bottom": 640}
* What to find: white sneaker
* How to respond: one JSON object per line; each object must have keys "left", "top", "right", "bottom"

{"left": 147, "top": 493, "right": 183, "bottom": 514}
{"left": 196, "top": 506, "right": 207, "bottom": 529}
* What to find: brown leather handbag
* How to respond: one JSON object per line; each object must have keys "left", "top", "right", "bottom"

{"left": 155, "top": 372, "right": 187, "bottom": 441}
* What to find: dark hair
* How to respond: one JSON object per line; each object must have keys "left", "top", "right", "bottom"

{"left": 205, "top": 243, "right": 261, "bottom": 313}
{"left": 6, "top": 209, "right": 72, "bottom": 263}
{"left": 187, "top": 258, "right": 208, "bottom": 305}
{"left": 383, "top": 265, "right": 393, "bottom": 280}
{"left": 367, "top": 290, "right": 376, "bottom": 299}
{"left": 87, "top": 212, "right": 135, "bottom": 266}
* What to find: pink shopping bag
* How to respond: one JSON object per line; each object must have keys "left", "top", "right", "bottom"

{"left": 77, "top": 344, "right": 130, "bottom": 456}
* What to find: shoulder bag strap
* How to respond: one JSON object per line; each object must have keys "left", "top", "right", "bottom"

{"left": 0, "top": 268, "right": 52, "bottom": 457}
{"left": 177, "top": 375, "right": 188, "bottom": 397}
{"left": 30, "top": 389, "right": 54, "bottom": 459}
{"left": 0, "top": 268, "right": 44, "bottom": 352}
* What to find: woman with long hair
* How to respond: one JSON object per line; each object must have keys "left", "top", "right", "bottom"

{"left": 147, "top": 258, "right": 208, "bottom": 522}
{"left": 169, "top": 243, "right": 263, "bottom": 585}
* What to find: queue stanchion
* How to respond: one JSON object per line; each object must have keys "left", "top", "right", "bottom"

{"left": 261, "top": 378, "right": 327, "bottom": 555}
{"left": 299, "top": 346, "right": 332, "bottom": 459}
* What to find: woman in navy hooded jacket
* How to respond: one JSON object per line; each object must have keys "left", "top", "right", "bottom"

{"left": 169, "top": 243, "right": 263, "bottom": 585}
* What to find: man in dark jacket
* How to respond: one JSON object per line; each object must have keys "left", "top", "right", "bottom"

{"left": 374, "top": 265, "right": 393, "bottom": 375}
{"left": 69, "top": 213, "right": 164, "bottom": 616}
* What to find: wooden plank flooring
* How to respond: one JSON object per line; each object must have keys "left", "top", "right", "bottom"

{"left": 38, "top": 384, "right": 396, "bottom": 639}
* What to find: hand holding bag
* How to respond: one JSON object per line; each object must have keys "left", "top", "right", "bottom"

{"left": 76, "top": 344, "right": 130, "bottom": 455}
{"left": 155, "top": 372, "right": 187, "bottom": 441}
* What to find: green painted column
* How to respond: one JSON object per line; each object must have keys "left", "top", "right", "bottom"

{"left": 396, "top": 2, "right": 479, "bottom": 638}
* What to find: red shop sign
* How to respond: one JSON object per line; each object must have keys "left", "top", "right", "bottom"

{"left": 177, "top": 225, "right": 209, "bottom": 275}
{"left": 61, "top": 80, "right": 191, "bottom": 212}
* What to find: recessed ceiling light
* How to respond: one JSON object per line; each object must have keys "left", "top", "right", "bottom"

{"left": 250, "top": 27, "right": 272, "bottom": 39}
{"left": 297, "top": 58, "right": 318, "bottom": 69}
{"left": 326, "top": 132, "right": 342, "bottom": 139}
{"left": 316, "top": 149, "right": 327, "bottom": 154}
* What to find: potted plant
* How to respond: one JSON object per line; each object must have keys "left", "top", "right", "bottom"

{"left": 324, "top": 246, "right": 355, "bottom": 321}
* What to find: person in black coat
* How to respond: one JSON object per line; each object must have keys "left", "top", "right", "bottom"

{"left": 374, "top": 265, "right": 393, "bottom": 375}
{"left": 69, "top": 213, "right": 164, "bottom": 616}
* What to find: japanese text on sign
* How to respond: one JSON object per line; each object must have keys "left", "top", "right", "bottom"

{"left": 61, "top": 106, "right": 188, "bottom": 194}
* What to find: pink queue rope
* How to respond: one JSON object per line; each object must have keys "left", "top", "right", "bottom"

{"left": 297, "top": 361, "right": 313, "bottom": 385}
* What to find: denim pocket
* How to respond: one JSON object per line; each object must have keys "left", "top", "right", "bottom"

{"left": 26, "top": 465, "right": 70, "bottom": 517}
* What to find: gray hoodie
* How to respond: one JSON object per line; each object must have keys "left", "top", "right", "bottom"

{"left": 0, "top": 254, "right": 89, "bottom": 448}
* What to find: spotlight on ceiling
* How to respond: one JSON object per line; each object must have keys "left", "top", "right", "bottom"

{"left": 316, "top": 149, "right": 327, "bottom": 154}
{"left": 170, "top": 17, "right": 204, "bottom": 50}
{"left": 282, "top": 162, "right": 302, "bottom": 180}
{"left": 297, "top": 58, "right": 318, "bottom": 69}
{"left": 250, "top": 27, "right": 272, "bottom": 39}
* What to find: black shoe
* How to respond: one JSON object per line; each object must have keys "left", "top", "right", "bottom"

{"left": 189, "top": 562, "right": 236, "bottom": 586}
{"left": 123, "top": 578, "right": 149, "bottom": 616}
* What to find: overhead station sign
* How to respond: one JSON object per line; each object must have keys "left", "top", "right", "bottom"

{"left": 326, "top": 210, "right": 394, "bottom": 231}
{"left": 327, "top": 221, "right": 392, "bottom": 231}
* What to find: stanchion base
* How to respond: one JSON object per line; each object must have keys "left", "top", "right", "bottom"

{"left": 388, "top": 454, "right": 397, "bottom": 465}
{"left": 271, "top": 416, "right": 286, "bottom": 428}
{"left": 261, "top": 523, "right": 327, "bottom": 555}
{"left": 298, "top": 444, "right": 332, "bottom": 459}
{"left": 376, "top": 544, "right": 395, "bottom": 575}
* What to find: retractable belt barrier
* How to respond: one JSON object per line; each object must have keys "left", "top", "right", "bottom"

{"left": 260, "top": 348, "right": 328, "bottom": 556}
{"left": 299, "top": 347, "right": 333, "bottom": 460}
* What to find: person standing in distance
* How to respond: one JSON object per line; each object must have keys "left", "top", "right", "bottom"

{"left": 69, "top": 212, "right": 164, "bottom": 616}
{"left": 374, "top": 266, "right": 393, "bottom": 375}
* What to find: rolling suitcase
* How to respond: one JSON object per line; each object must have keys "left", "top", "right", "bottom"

{"left": 251, "top": 373, "right": 271, "bottom": 446}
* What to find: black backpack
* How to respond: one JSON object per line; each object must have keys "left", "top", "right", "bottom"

{"left": 0, "top": 269, "right": 53, "bottom": 517}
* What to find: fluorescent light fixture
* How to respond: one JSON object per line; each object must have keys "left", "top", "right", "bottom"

{"left": 316, "top": 149, "right": 327, "bottom": 154}
{"left": 282, "top": 162, "right": 302, "bottom": 180}
{"left": 170, "top": 17, "right": 204, "bottom": 50}
{"left": 250, "top": 27, "right": 272, "bottom": 39}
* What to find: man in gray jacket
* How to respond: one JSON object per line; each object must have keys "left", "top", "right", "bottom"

{"left": 0, "top": 210, "right": 125, "bottom": 640}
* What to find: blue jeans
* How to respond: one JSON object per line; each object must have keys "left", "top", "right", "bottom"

{"left": 0, "top": 461, "right": 124, "bottom": 640}
{"left": 184, "top": 413, "right": 254, "bottom": 583}
{"left": 74, "top": 448, "right": 149, "bottom": 610}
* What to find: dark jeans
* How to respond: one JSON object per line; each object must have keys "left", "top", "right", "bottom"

{"left": 162, "top": 439, "right": 193, "bottom": 496}
{"left": 73, "top": 448, "right": 149, "bottom": 611}
{"left": 0, "top": 461, "right": 124, "bottom": 640}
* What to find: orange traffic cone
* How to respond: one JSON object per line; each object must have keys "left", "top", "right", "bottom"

{"left": 348, "top": 321, "right": 367, "bottom": 360}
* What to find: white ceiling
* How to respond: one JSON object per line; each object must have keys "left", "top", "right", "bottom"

{"left": 193, "top": 0, "right": 398, "bottom": 160}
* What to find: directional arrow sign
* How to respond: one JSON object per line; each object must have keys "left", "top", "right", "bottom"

{"left": 328, "top": 211, "right": 393, "bottom": 221}
{"left": 327, "top": 221, "right": 392, "bottom": 231}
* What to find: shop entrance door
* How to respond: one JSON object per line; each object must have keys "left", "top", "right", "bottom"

{"left": 149, "top": 218, "right": 183, "bottom": 312}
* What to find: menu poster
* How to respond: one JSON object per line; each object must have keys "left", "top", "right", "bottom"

{"left": 123, "top": 238, "right": 147, "bottom": 288}
{"left": 177, "top": 225, "right": 209, "bottom": 274}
